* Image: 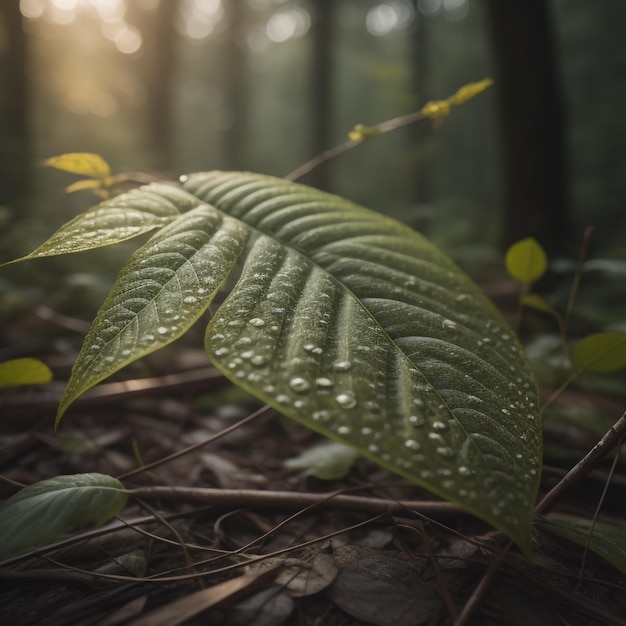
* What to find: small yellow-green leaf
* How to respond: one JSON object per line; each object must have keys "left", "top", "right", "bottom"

{"left": 0, "top": 358, "right": 52, "bottom": 389}
{"left": 65, "top": 178, "right": 105, "bottom": 194}
{"left": 0, "top": 473, "right": 127, "bottom": 559}
{"left": 447, "top": 77, "right": 494, "bottom": 106}
{"left": 520, "top": 293, "right": 556, "bottom": 315}
{"left": 421, "top": 100, "right": 452, "bottom": 120}
{"left": 521, "top": 294, "right": 565, "bottom": 331}
{"left": 540, "top": 515, "right": 626, "bottom": 575}
{"left": 285, "top": 440, "right": 360, "bottom": 480}
{"left": 348, "top": 124, "right": 380, "bottom": 141}
{"left": 505, "top": 237, "right": 548, "bottom": 285}
{"left": 571, "top": 332, "right": 626, "bottom": 373}
{"left": 45, "top": 153, "right": 111, "bottom": 179}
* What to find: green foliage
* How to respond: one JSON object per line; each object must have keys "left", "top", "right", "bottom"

{"left": 3, "top": 184, "right": 190, "bottom": 263}
{"left": 46, "top": 153, "right": 112, "bottom": 179}
{"left": 0, "top": 358, "right": 52, "bottom": 389}
{"left": 0, "top": 473, "right": 127, "bottom": 559}
{"left": 2, "top": 171, "right": 542, "bottom": 554}
{"left": 505, "top": 237, "right": 548, "bottom": 286}
{"left": 541, "top": 515, "right": 626, "bottom": 575}
{"left": 520, "top": 293, "right": 561, "bottom": 320}
{"left": 571, "top": 332, "right": 626, "bottom": 373}
{"left": 285, "top": 441, "right": 360, "bottom": 480}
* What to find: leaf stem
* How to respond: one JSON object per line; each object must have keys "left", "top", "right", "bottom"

{"left": 565, "top": 226, "right": 593, "bottom": 329}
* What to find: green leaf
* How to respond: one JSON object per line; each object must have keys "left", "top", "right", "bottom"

{"left": 45, "top": 153, "right": 111, "bottom": 179}
{"left": 23, "top": 171, "right": 541, "bottom": 553}
{"left": 505, "top": 237, "right": 547, "bottom": 285}
{"left": 521, "top": 294, "right": 557, "bottom": 316}
{"left": 182, "top": 172, "right": 542, "bottom": 554}
{"left": 0, "top": 358, "right": 52, "bottom": 389}
{"left": 0, "top": 473, "right": 127, "bottom": 559}
{"left": 56, "top": 200, "right": 250, "bottom": 423}
{"left": 2, "top": 184, "right": 191, "bottom": 266}
{"left": 285, "top": 440, "right": 361, "bottom": 480}
{"left": 571, "top": 332, "right": 626, "bottom": 373}
{"left": 540, "top": 515, "right": 626, "bottom": 574}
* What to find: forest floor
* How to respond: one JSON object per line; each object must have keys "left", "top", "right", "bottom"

{"left": 1, "top": 298, "right": 626, "bottom": 626}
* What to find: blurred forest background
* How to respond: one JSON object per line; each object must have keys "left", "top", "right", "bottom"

{"left": 0, "top": 0, "right": 625, "bottom": 321}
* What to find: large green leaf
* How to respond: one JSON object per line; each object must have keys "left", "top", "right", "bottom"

{"left": 0, "top": 473, "right": 127, "bottom": 559}
{"left": 181, "top": 172, "right": 542, "bottom": 553}
{"left": 57, "top": 200, "right": 250, "bottom": 421}
{"left": 1, "top": 184, "right": 191, "bottom": 265}
{"left": 18, "top": 172, "right": 541, "bottom": 552}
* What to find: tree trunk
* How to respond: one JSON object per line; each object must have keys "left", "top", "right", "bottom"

{"left": 308, "top": 0, "right": 334, "bottom": 191}
{"left": 221, "top": 0, "right": 248, "bottom": 170}
{"left": 409, "top": 8, "right": 433, "bottom": 205}
{"left": 484, "top": 0, "right": 569, "bottom": 253}
{"left": 0, "top": 3, "right": 31, "bottom": 217}
{"left": 146, "top": 0, "right": 180, "bottom": 172}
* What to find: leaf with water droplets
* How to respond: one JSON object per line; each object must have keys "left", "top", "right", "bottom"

{"left": 10, "top": 170, "right": 541, "bottom": 554}
{"left": 56, "top": 202, "right": 250, "bottom": 423}
{"left": 1, "top": 184, "right": 194, "bottom": 266}
{"left": 184, "top": 172, "right": 542, "bottom": 555}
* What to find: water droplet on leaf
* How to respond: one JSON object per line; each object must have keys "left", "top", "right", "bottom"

{"left": 289, "top": 377, "right": 311, "bottom": 393}
{"left": 336, "top": 392, "right": 357, "bottom": 409}
{"left": 436, "top": 447, "right": 455, "bottom": 458}
{"left": 315, "top": 377, "right": 334, "bottom": 389}
{"left": 333, "top": 360, "right": 352, "bottom": 372}
{"left": 409, "top": 415, "right": 425, "bottom": 426}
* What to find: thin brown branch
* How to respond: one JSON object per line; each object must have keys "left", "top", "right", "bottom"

{"left": 117, "top": 405, "right": 272, "bottom": 480}
{"left": 534, "top": 410, "right": 626, "bottom": 517}
{"left": 126, "top": 485, "right": 464, "bottom": 518}
{"left": 0, "top": 365, "right": 227, "bottom": 410}
{"left": 284, "top": 109, "right": 430, "bottom": 182}
{"left": 454, "top": 540, "right": 513, "bottom": 626}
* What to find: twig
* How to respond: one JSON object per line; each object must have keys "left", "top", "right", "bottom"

{"left": 578, "top": 445, "right": 621, "bottom": 579}
{"left": 284, "top": 109, "right": 430, "bottom": 182}
{"left": 454, "top": 540, "right": 513, "bottom": 626}
{"left": 284, "top": 78, "right": 493, "bottom": 182}
{"left": 565, "top": 226, "right": 593, "bottom": 329}
{"left": 126, "top": 485, "right": 464, "bottom": 518}
{"left": 534, "top": 410, "right": 626, "bottom": 517}
{"left": 117, "top": 405, "right": 272, "bottom": 480}
{"left": 0, "top": 366, "right": 227, "bottom": 410}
